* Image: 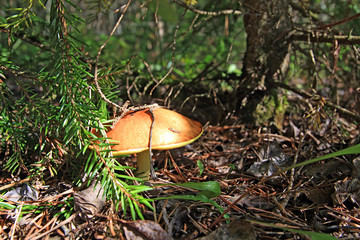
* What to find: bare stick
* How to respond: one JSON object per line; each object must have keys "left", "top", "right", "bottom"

{"left": 315, "top": 12, "right": 360, "bottom": 30}
{"left": 29, "top": 214, "right": 77, "bottom": 240}
{"left": 10, "top": 202, "right": 23, "bottom": 240}
{"left": 148, "top": 107, "right": 157, "bottom": 180}
{"left": 0, "top": 178, "right": 31, "bottom": 192}
{"left": 149, "top": 10, "right": 182, "bottom": 95}
{"left": 290, "top": 31, "right": 360, "bottom": 45}
{"left": 93, "top": 0, "right": 132, "bottom": 111}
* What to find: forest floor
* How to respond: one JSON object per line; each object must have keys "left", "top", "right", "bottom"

{"left": 1, "top": 107, "right": 360, "bottom": 239}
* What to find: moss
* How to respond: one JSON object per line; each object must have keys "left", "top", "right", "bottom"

{"left": 254, "top": 91, "right": 288, "bottom": 130}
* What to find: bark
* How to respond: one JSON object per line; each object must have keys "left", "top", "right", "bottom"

{"left": 236, "top": 0, "right": 292, "bottom": 123}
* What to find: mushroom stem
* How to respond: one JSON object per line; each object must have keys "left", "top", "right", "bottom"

{"left": 135, "top": 150, "right": 151, "bottom": 180}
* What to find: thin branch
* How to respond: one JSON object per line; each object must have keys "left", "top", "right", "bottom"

{"left": 315, "top": 12, "right": 360, "bottom": 30}
{"left": 172, "top": 0, "right": 242, "bottom": 16}
{"left": 0, "top": 65, "right": 38, "bottom": 82}
{"left": 149, "top": 14, "right": 180, "bottom": 95}
{"left": 29, "top": 214, "right": 76, "bottom": 240}
{"left": 0, "top": 66, "right": 47, "bottom": 118}
{"left": 147, "top": 108, "right": 157, "bottom": 180}
{"left": 273, "top": 81, "right": 360, "bottom": 122}
{"left": 0, "top": 27, "right": 49, "bottom": 50}
{"left": 141, "top": 58, "right": 159, "bottom": 84}
{"left": 290, "top": 31, "right": 360, "bottom": 45}
{"left": 93, "top": 0, "right": 132, "bottom": 111}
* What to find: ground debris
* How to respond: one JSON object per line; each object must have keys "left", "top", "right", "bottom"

{"left": 1, "top": 112, "right": 360, "bottom": 239}
{"left": 334, "top": 178, "right": 360, "bottom": 207}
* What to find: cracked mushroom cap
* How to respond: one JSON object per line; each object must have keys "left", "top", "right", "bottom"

{"left": 96, "top": 107, "right": 203, "bottom": 155}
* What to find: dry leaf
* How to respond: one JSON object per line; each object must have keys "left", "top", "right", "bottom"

{"left": 197, "top": 219, "right": 256, "bottom": 240}
{"left": 73, "top": 182, "right": 106, "bottom": 220}
{"left": 122, "top": 220, "right": 173, "bottom": 240}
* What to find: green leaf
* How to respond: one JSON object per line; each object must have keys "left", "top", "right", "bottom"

{"left": 197, "top": 160, "right": 204, "bottom": 177}
{"left": 0, "top": 201, "right": 16, "bottom": 210}
{"left": 133, "top": 201, "right": 144, "bottom": 220}
{"left": 139, "top": 198, "right": 154, "bottom": 211}
{"left": 121, "top": 191, "right": 126, "bottom": 214}
{"left": 154, "top": 181, "right": 227, "bottom": 218}
{"left": 113, "top": 173, "right": 138, "bottom": 181}
{"left": 176, "top": 181, "right": 221, "bottom": 198}
{"left": 285, "top": 143, "right": 360, "bottom": 171}
{"left": 128, "top": 198, "right": 136, "bottom": 220}
{"left": 128, "top": 185, "right": 153, "bottom": 194}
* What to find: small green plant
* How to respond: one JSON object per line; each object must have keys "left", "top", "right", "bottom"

{"left": 285, "top": 143, "right": 360, "bottom": 171}
{"left": 155, "top": 181, "right": 229, "bottom": 219}
{"left": 197, "top": 160, "right": 205, "bottom": 176}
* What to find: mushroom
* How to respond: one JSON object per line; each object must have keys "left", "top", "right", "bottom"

{"left": 93, "top": 107, "right": 203, "bottom": 180}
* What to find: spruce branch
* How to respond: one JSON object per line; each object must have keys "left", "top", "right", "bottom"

{"left": 95, "top": 149, "right": 136, "bottom": 201}
{"left": 55, "top": 0, "right": 69, "bottom": 40}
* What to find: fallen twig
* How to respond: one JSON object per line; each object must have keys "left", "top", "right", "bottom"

{"left": 27, "top": 213, "right": 76, "bottom": 240}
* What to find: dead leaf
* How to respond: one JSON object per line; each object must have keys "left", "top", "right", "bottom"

{"left": 2, "top": 184, "right": 39, "bottom": 201}
{"left": 197, "top": 219, "right": 256, "bottom": 240}
{"left": 122, "top": 220, "right": 174, "bottom": 240}
{"left": 305, "top": 187, "right": 333, "bottom": 205}
{"left": 73, "top": 182, "right": 106, "bottom": 221}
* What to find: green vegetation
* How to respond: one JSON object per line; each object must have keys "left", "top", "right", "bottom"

{"left": 1, "top": 0, "right": 360, "bottom": 239}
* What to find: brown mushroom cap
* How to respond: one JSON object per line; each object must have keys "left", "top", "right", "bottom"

{"left": 98, "top": 107, "right": 203, "bottom": 155}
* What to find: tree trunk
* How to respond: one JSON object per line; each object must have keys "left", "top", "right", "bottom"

{"left": 236, "top": 0, "right": 291, "bottom": 124}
